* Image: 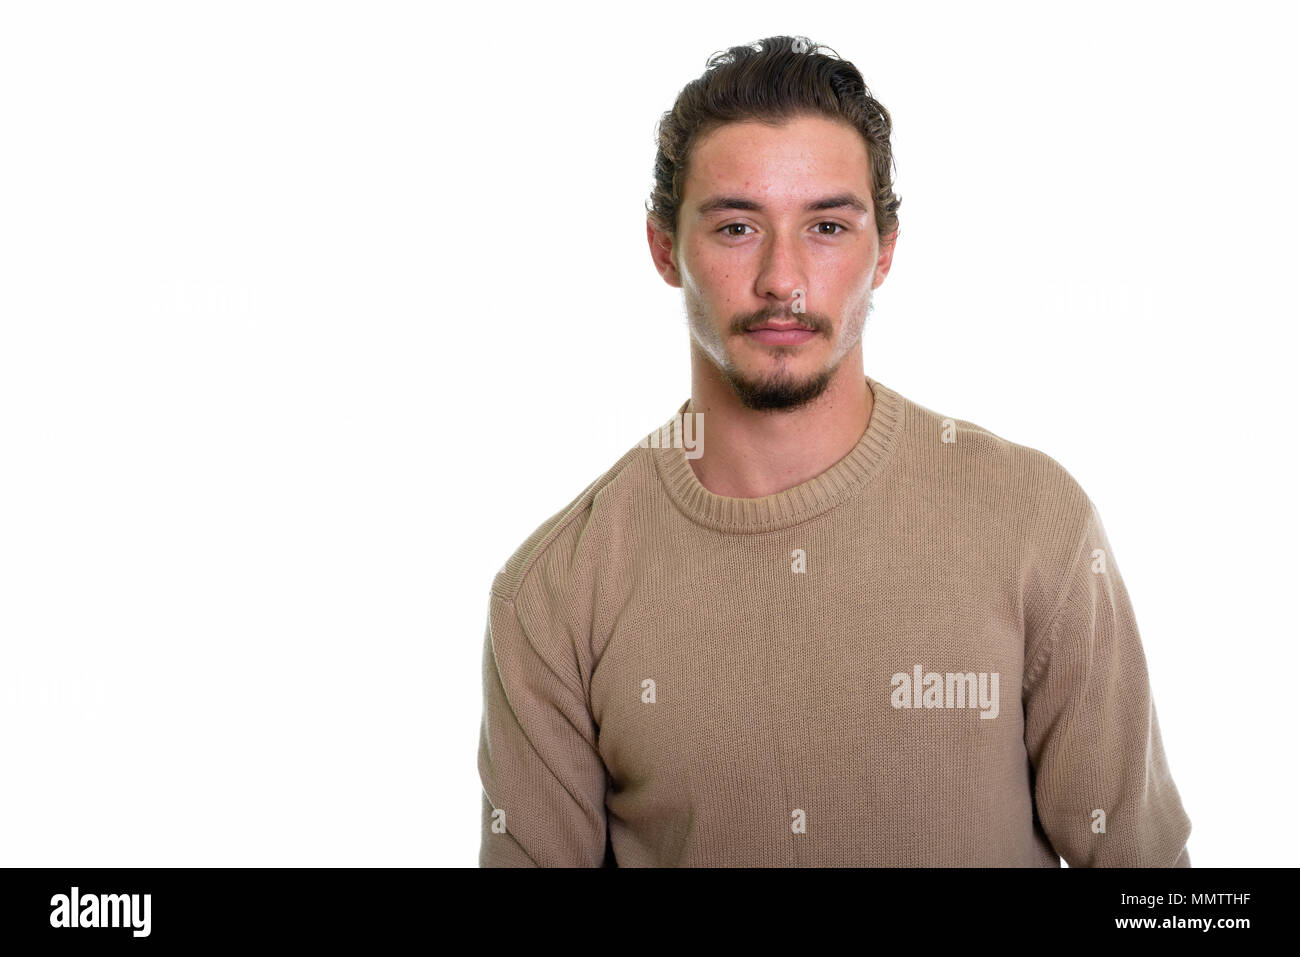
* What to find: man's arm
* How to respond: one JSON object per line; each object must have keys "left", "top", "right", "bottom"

{"left": 477, "top": 589, "right": 610, "bottom": 867}
{"left": 1023, "top": 501, "right": 1192, "bottom": 867}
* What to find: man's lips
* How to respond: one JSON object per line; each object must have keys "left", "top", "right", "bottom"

{"left": 746, "top": 324, "right": 817, "bottom": 345}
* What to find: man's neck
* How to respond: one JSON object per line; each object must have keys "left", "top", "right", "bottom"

{"left": 685, "top": 352, "right": 874, "bottom": 499}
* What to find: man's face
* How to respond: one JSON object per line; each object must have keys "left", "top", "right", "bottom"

{"left": 649, "top": 113, "right": 895, "bottom": 411}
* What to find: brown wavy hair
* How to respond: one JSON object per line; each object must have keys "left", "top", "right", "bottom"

{"left": 646, "top": 35, "right": 901, "bottom": 246}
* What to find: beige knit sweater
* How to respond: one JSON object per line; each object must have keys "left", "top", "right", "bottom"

{"left": 477, "top": 374, "right": 1192, "bottom": 866}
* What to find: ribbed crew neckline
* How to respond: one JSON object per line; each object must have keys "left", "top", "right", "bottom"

{"left": 651, "top": 374, "right": 904, "bottom": 533}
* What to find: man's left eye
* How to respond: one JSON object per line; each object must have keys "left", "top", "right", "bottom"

{"left": 817, "top": 223, "right": 846, "bottom": 235}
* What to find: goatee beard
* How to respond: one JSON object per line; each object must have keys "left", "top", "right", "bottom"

{"left": 722, "top": 363, "right": 836, "bottom": 412}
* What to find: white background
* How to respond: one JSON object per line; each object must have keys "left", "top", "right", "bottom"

{"left": 1, "top": 0, "right": 1295, "bottom": 867}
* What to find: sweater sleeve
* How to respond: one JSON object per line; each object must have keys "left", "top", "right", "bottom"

{"left": 477, "top": 588, "right": 611, "bottom": 867}
{"left": 1022, "top": 500, "right": 1192, "bottom": 867}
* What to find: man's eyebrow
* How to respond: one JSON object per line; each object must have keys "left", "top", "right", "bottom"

{"left": 695, "top": 194, "right": 871, "bottom": 216}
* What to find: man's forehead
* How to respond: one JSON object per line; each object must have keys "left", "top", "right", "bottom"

{"left": 686, "top": 120, "right": 871, "bottom": 211}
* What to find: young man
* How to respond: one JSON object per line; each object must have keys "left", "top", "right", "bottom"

{"left": 477, "top": 35, "right": 1192, "bottom": 867}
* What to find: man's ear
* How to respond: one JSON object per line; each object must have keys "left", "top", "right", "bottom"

{"left": 647, "top": 219, "right": 682, "bottom": 288}
{"left": 872, "top": 227, "right": 898, "bottom": 288}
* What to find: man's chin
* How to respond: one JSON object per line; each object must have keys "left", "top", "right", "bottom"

{"left": 723, "top": 366, "right": 834, "bottom": 412}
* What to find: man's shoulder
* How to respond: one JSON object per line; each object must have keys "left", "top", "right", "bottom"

{"left": 896, "top": 387, "right": 1103, "bottom": 633}
{"left": 899, "top": 389, "right": 1090, "bottom": 511}
{"left": 487, "top": 434, "right": 662, "bottom": 606}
